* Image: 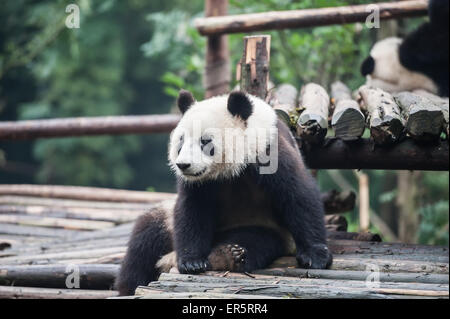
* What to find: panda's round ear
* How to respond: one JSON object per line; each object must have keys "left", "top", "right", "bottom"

{"left": 177, "top": 90, "right": 196, "bottom": 114}
{"left": 227, "top": 91, "right": 253, "bottom": 121}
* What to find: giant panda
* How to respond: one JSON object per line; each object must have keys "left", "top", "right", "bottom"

{"left": 115, "top": 90, "right": 332, "bottom": 296}
{"left": 361, "top": 0, "right": 449, "bottom": 97}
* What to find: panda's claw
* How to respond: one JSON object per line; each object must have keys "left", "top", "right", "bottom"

{"left": 178, "top": 258, "right": 210, "bottom": 274}
{"left": 296, "top": 244, "right": 332, "bottom": 269}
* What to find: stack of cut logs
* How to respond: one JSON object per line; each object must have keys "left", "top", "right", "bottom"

{"left": 270, "top": 82, "right": 449, "bottom": 145}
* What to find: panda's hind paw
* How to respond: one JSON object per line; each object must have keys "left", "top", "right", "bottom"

{"left": 228, "top": 244, "right": 247, "bottom": 269}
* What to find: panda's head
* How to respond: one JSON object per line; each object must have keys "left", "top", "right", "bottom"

{"left": 168, "top": 90, "right": 278, "bottom": 183}
{"left": 361, "top": 37, "right": 403, "bottom": 84}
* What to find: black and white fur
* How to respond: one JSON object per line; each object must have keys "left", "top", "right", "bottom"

{"left": 115, "top": 90, "right": 332, "bottom": 296}
{"left": 361, "top": 0, "right": 449, "bottom": 97}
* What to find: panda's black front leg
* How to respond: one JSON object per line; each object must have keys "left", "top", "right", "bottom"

{"left": 173, "top": 182, "right": 217, "bottom": 274}
{"left": 257, "top": 141, "right": 332, "bottom": 269}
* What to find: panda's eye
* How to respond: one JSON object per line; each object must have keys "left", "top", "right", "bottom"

{"left": 200, "top": 137, "right": 212, "bottom": 145}
{"left": 200, "top": 136, "right": 214, "bottom": 156}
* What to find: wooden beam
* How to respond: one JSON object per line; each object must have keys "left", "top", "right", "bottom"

{"left": 239, "top": 35, "right": 271, "bottom": 99}
{"left": 0, "top": 184, "right": 175, "bottom": 203}
{"left": 301, "top": 137, "right": 449, "bottom": 171}
{"left": 0, "top": 114, "right": 180, "bottom": 140}
{"left": 204, "top": 0, "right": 230, "bottom": 98}
{"left": 0, "top": 264, "right": 119, "bottom": 290}
{"left": 195, "top": 0, "right": 428, "bottom": 36}
{"left": 0, "top": 286, "right": 118, "bottom": 299}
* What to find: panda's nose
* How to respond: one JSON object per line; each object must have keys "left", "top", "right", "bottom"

{"left": 176, "top": 163, "right": 191, "bottom": 171}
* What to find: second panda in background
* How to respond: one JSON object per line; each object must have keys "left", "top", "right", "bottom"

{"left": 361, "top": 0, "right": 449, "bottom": 97}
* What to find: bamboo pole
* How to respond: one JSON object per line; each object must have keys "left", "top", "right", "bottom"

{"left": 195, "top": 0, "right": 428, "bottom": 36}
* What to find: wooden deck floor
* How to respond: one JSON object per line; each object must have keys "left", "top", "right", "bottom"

{"left": 0, "top": 192, "right": 448, "bottom": 299}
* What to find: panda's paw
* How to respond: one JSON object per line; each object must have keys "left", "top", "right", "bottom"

{"left": 178, "top": 258, "right": 211, "bottom": 274}
{"left": 227, "top": 244, "right": 247, "bottom": 271}
{"left": 296, "top": 244, "right": 332, "bottom": 269}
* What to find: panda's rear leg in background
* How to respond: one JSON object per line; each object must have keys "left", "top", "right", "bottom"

{"left": 115, "top": 210, "right": 172, "bottom": 296}
{"left": 207, "top": 226, "right": 286, "bottom": 273}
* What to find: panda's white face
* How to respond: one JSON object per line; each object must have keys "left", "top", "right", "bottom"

{"left": 361, "top": 37, "right": 438, "bottom": 94}
{"left": 168, "top": 91, "right": 278, "bottom": 182}
{"left": 369, "top": 37, "right": 403, "bottom": 85}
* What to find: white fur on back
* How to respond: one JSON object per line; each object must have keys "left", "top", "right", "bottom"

{"left": 367, "top": 37, "right": 438, "bottom": 94}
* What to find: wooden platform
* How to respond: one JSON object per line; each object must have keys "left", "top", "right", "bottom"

{"left": 0, "top": 190, "right": 448, "bottom": 299}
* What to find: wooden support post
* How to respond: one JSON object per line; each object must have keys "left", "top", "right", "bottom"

{"left": 357, "top": 172, "right": 370, "bottom": 232}
{"left": 394, "top": 92, "right": 444, "bottom": 143}
{"left": 358, "top": 85, "right": 405, "bottom": 145}
{"left": 297, "top": 83, "right": 330, "bottom": 144}
{"left": 331, "top": 81, "right": 365, "bottom": 141}
{"left": 204, "top": 0, "right": 230, "bottom": 99}
{"left": 239, "top": 35, "right": 271, "bottom": 100}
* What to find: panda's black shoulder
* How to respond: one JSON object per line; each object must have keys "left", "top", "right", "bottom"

{"left": 399, "top": 0, "right": 449, "bottom": 96}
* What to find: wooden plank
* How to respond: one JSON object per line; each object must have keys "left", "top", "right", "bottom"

{"left": 195, "top": 0, "right": 428, "bottom": 36}
{"left": 146, "top": 273, "right": 445, "bottom": 299}
{"left": 0, "top": 214, "right": 115, "bottom": 231}
{"left": 0, "top": 204, "right": 142, "bottom": 223}
{"left": 0, "top": 246, "right": 127, "bottom": 265}
{"left": 0, "top": 286, "right": 118, "bottom": 299}
{"left": 0, "top": 223, "right": 86, "bottom": 238}
{"left": 0, "top": 264, "right": 119, "bottom": 289}
{"left": 0, "top": 195, "right": 153, "bottom": 210}
{"left": 0, "top": 184, "right": 175, "bottom": 203}
{"left": 270, "top": 256, "right": 449, "bottom": 274}
{"left": 133, "top": 289, "right": 278, "bottom": 299}
{"left": 254, "top": 268, "right": 449, "bottom": 285}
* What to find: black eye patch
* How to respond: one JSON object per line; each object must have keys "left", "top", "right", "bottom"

{"left": 200, "top": 136, "right": 214, "bottom": 156}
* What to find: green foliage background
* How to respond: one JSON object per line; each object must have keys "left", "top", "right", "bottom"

{"left": 0, "top": 0, "right": 448, "bottom": 245}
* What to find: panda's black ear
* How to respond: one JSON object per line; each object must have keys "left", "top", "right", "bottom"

{"left": 227, "top": 91, "right": 253, "bottom": 121}
{"left": 361, "top": 56, "right": 375, "bottom": 76}
{"left": 177, "top": 90, "right": 195, "bottom": 114}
